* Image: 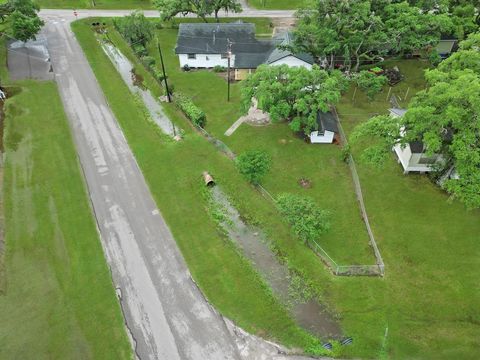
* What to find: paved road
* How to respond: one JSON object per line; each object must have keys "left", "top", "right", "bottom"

{"left": 42, "top": 17, "right": 241, "bottom": 360}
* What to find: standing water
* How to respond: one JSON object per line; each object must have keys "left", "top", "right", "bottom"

{"left": 210, "top": 186, "right": 342, "bottom": 339}
{"left": 102, "top": 42, "right": 181, "bottom": 137}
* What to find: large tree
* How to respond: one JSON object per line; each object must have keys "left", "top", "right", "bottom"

{"left": 0, "top": 0, "right": 43, "bottom": 42}
{"left": 352, "top": 32, "right": 480, "bottom": 208}
{"left": 292, "top": 0, "right": 453, "bottom": 71}
{"left": 113, "top": 11, "right": 154, "bottom": 47}
{"left": 241, "top": 64, "right": 348, "bottom": 135}
{"left": 154, "top": 0, "right": 241, "bottom": 22}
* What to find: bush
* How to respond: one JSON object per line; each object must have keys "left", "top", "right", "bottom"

{"left": 183, "top": 64, "right": 191, "bottom": 72}
{"left": 133, "top": 44, "right": 148, "bottom": 57}
{"left": 235, "top": 150, "right": 271, "bottom": 185}
{"left": 113, "top": 11, "right": 153, "bottom": 47}
{"left": 355, "top": 70, "right": 388, "bottom": 101}
{"left": 175, "top": 93, "right": 206, "bottom": 127}
{"left": 213, "top": 65, "right": 226, "bottom": 73}
{"left": 141, "top": 55, "right": 156, "bottom": 68}
{"left": 276, "top": 193, "right": 330, "bottom": 245}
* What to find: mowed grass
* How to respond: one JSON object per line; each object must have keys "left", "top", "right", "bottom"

{"left": 334, "top": 60, "right": 480, "bottom": 359}
{"left": 247, "top": 0, "right": 305, "bottom": 10}
{"left": 73, "top": 20, "right": 325, "bottom": 351}
{"left": 75, "top": 19, "right": 480, "bottom": 359}
{"left": 0, "top": 81, "right": 131, "bottom": 359}
{"left": 37, "top": 0, "right": 153, "bottom": 9}
{"left": 149, "top": 24, "right": 374, "bottom": 265}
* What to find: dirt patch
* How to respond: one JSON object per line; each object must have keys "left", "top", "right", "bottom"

{"left": 243, "top": 98, "right": 271, "bottom": 126}
{"left": 130, "top": 68, "right": 145, "bottom": 89}
{"left": 298, "top": 178, "right": 312, "bottom": 189}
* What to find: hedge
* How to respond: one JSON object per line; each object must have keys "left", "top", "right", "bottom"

{"left": 175, "top": 93, "right": 206, "bottom": 128}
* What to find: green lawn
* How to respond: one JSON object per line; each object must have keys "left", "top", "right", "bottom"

{"left": 37, "top": 0, "right": 153, "bottom": 9}
{"left": 75, "top": 18, "right": 480, "bottom": 359}
{"left": 73, "top": 19, "right": 327, "bottom": 353}
{"left": 150, "top": 23, "right": 375, "bottom": 266}
{"left": 0, "top": 80, "right": 131, "bottom": 359}
{"left": 247, "top": 0, "right": 305, "bottom": 10}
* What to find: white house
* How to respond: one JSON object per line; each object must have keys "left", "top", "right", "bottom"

{"left": 310, "top": 111, "right": 339, "bottom": 144}
{"left": 390, "top": 108, "right": 444, "bottom": 174}
{"left": 175, "top": 22, "right": 314, "bottom": 80}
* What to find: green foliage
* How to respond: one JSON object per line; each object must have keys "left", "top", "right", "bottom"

{"left": 241, "top": 64, "right": 348, "bottom": 135}
{"left": 213, "top": 65, "right": 226, "bottom": 72}
{"left": 355, "top": 70, "right": 387, "bottom": 101}
{"left": 10, "top": 10, "right": 43, "bottom": 42}
{"left": 305, "top": 340, "right": 341, "bottom": 357}
{"left": 235, "top": 149, "right": 271, "bottom": 185}
{"left": 292, "top": 0, "right": 453, "bottom": 71}
{"left": 141, "top": 55, "right": 156, "bottom": 67}
{"left": 352, "top": 33, "right": 480, "bottom": 208}
{"left": 113, "top": 11, "right": 153, "bottom": 47}
{"left": 175, "top": 92, "right": 206, "bottom": 127}
{"left": 276, "top": 193, "right": 330, "bottom": 245}
{"left": 154, "top": 0, "right": 242, "bottom": 22}
{"left": 0, "top": 0, "right": 43, "bottom": 42}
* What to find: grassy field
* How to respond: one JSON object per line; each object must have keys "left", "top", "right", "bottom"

{"left": 149, "top": 22, "right": 375, "bottom": 266}
{"left": 247, "top": 0, "right": 305, "bottom": 10}
{"left": 77, "top": 19, "right": 480, "bottom": 359}
{"left": 73, "top": 19, "right": 332, "bottom": 353}
{"left": 0, "top": 80, "right": 131, "bottom": 358}
{"left": 37, "top": 0, "right": 153, "bottom": 9}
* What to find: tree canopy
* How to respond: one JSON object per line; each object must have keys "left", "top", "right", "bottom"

{"left": 276, "top": 193, "right": 331, "bottom": 245}
{"left": 113, "top": 11, "right": 154, "bottom": 47}
{"left": 352, "top": 32, "right": 480, "bottom": 208}
{"left": 0, "top": 0, "right": 43, "bottom": 42}
{"left": 154, "top": 0, "right": 242, "bottom": 22}
{"left": 241, "top": 64, "right": 348, "bottom": 135}
{"left": 291, "top": 0, "right": 453, "bottom": 71}
{"left": 235, "top": 149, "right": 271, "bottom": 185}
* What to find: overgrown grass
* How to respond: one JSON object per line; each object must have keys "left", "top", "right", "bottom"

{"left": 73, "top": 19, "right": 326, "bottom": 352}
{"left": 0, "top": 80, "right": 131, "bottom": 359}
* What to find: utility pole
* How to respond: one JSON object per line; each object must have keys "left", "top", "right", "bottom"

{"left": 157, "top": 38, "right": 171, "bottom": 103}
{"left": 227, "top": 38, "right": 233, "bottom": 102}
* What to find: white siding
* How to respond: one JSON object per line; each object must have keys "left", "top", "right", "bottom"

{"left": 270, "top": 56, "right": 312, "bottom": 70}
{"left": 178, "top": 53, "right": 235, "bottom": 68}
{"left": 393, "top": 144, "right": 443, "bottom": 173}
{"left": 310, "top": 130, "right": 335, "bottom": 144}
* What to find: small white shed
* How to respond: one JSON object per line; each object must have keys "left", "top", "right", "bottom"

{"left": 310, "top": 111, "right": 339, "bottom": 144}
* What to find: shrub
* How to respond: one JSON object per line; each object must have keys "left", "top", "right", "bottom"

{"left": 213, "top": 65, "right": 226, "bottom": 73}
{"left": 235, "top": 150, "right": 271, "bottom": 185}
{"left": 276, "top": 193, "right": 330, "bottom": 245}
{"left": 183, "top": 64, "right": 191, "bottom": 72}
{"left": 113, "top": 11, "right": 153, "bottom": 47}
{"left": 133, "top": 44, "right": 148, "bottom": 57}
{"left": 175, "top": 93, "right": 206, "bottom": 127}
{"left": 355, "top": 70, "right": 387, "bottom": 101}
{"left": 141, "top": 55, "right": 156, "bottom": 68}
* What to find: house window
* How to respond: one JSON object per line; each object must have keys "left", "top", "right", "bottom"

{"left": 221, "top": 53, "right": 228, "bottom": 59}
{"left": 187, "top": 54, "right": 196, "bottom": 59}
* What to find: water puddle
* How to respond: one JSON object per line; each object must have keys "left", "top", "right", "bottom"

{"left": 210, "top": 186, "right": 342, "bottom": 340}
{"left": 101, "top": 42, "right": 181, "bottom": 138}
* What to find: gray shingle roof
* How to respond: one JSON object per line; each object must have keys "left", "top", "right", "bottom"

{"left": 266, "top": 32, "right": 314, "bottom": 65}
{"left": 317, "top": 111, "right": 338, "bottom": 133}
{"left": 175, "top": 22, "right": 314, "bottom": 68}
